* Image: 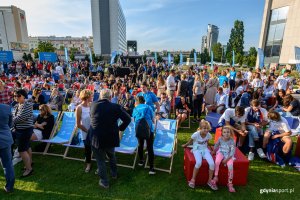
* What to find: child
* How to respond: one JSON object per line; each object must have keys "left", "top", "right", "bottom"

{"left": 211, "top": 126, "right": 236, "bottom": 192}
{"left": 182, "top": 120, "right": 216, "bottom": 190}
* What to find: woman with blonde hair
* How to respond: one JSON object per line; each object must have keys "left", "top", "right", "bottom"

{"left": 156, "top": 74, "right": 166, "bottom": 97}
{"left": 76, "top": 89, "right": 93, "bottom": 172}
{"left": 204, "top": 73, "right": 219, "bottom": 105}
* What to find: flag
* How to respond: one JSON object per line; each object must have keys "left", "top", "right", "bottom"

{"left": 258, "top": 48, "right": 264, "bottom": 69}
{"left": 194, "top": 52, "right": 197, "bottom": 64}
{"left": 168, "top": 53, "right": 171, "bottom": 66}
{"left": 154, "top": 52, "right": 157, "bottom": 63}
{"left": 295, "top": 46, "right": 300, "bottom": 72}
{"left": 111, "top": 51, "right": 117, "bottom": 65}
{"left": 232, "top": 50, "right": 235, "bottom": 66}
{"left": 180, "top": 52, "right": 183, "bottom": 65}
{"left": 210, "top": 50, "right": 214, "bottom": 70}
{"left": 64, "top": 47, "right": 68, "bottom": 63}
{"left": 89, "top": 48, "right": 93, "bottom": 64}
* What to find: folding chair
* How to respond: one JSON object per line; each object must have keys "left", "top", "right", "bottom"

{"left": 41, "top": 112, "right": 77, "bottom": 157}
{"left": 115, "top": 119, "right": 138, "bottom": 169}
{"left": 145, "top": 119, "right": 178, "bottom": 173}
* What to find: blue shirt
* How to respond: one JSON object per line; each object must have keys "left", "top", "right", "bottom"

{"left": 0, "top": 104, "right": 13, "bottom": 149}
{"left": 136, "top": 91, "right": 158, "bottom": 111}
{"left": 132, "top": 104, "right": 155, "bottom": 132}
{"left": 230, "top": 71, "right": 236, "bottom": 80}
{"left": 219, "top": 76, "right": 228, "bottom": 86}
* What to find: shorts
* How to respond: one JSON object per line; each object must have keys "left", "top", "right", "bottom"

{"left": 33, "top": 129, "right": 43, "bottom": 140}
{"left": 14, "top": 127, "right": 33, "bottom": 152}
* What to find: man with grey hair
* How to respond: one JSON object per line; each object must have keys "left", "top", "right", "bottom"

{"left": 89, "top": 88, "right": 131, "bottom": 189}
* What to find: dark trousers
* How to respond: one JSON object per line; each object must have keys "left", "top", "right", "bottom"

{"left": 138, "top": 133, "right": 154, "bottom": 169}
{"left": 83, "top": 140, "right": 92, "bottom": 164}
{"left": 229, "top": 79, "right": 235, "bottom": 91}
{"left": 193, "top": 94, "right": 203, "bottom": 119}
{"left": 0, "top": 147, "right": 15, "bottom": 191}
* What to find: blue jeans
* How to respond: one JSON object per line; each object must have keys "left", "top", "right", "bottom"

{"left": 0, "top": 147, "right": 15, "bottom": 191}
{"left": 246, "top": 125, "right": 260, "bottom": 147}
{"left": 92, "top": 147, "right": 117, "bottom": 186}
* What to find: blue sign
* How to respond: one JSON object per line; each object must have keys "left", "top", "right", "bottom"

{"left": 232, "top": 50, "right": 235, "bottom": 66}
{"left": 258, "top": 48, "right": 264, "bottom": 69}
{"left": 194, "top": 52, "right": 197, "bottom": 64}
{"left": 168, "top": 53, "right": 171, "bottom": 66}
{"left": 0, "top": 51, "right": 13, "bottom": 62}
{"left": 179, "top": 52, "right": 183, "bottom": 65}
{"left": 89, "top": 48, "right": 93, "bottom": 64}
{"left": 210, "top": 50, "right": 214, "bottom": 70}
{"left": 111, "top": 51, "right": 118, "bottom": 65}
{"left": 39, "top": 52, "right": 57, "bottom": 62}
{"left": 64, "top": 47, "right": 68, "bottom": 62}
{"left": 154, "top": 52, "right": 157, "bottom": 63}
{"left": 295, "top": 46, "right": 300, "bottom": 72}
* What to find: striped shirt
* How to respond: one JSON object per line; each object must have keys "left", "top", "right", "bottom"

{"left": 13, "top": 101, "right": 33, "bottom": 129}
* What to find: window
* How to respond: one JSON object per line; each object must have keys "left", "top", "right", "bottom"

{"left": 274, "top": 23, "right": 285, "bottom": 41}
{"left": 267, "top": 25, "right": 276, "bottom": 42}
{"left": 271, "top": 45, "right": 281, "bottom": 57}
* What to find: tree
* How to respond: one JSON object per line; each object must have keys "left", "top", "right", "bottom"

{"left": 84, "top": 54, "right": 90, "bottom": 62}
{"left": 211, "top": 43, "right": 223, "bottom": 62}
{"left": 248, "top": 47, "right": 257, "bottom": 57}
{"left": 34, "top": 49, "right": 39, "bottom": 59}
{"left": 22, "top": 52, "right": 28, "bottom": 61}
{"left": 200, "top": 48, "right": 210, "bottom": 64}
{"left": 174, "top": 54, "right": 180, "bottom": 65}
{"left": 27, "top": 53, "right": 33, "bottom": 61}
{"left": 70, "top": 47, "right": 79, "bottom": 54}
{"left": 157, "top": 54, "right": 163, "bottom": 63}
{"left": 183, "top": 55, "right": 187, "bottom": 62}
{"left": 236, "top": 53, "right": 244, "bottom": 66}
{"left": 37, "top": 41, "right": 55, "bottom": 52}
{"left": 226, "top": 20, "right": 245, "bottom": 65}
{"left": 70, "top": 53, "right": 75, "bottom": 61}
{"left": 189, "top": 49, "right": 196, "bottom": 58}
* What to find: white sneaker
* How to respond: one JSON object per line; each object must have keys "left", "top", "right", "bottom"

{"left": 12, "top": 157, "right": 22, "bottom": 166}
{"left": 13, "top": 149, "right": 20, "bottom": 158}
{"left": 257, "top": 148, "right": 267, "bottom": 159}
{"left": 248, "top": 152, "right": 255, "bottom": 161}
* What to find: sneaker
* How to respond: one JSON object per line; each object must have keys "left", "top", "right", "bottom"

{"left": 12, "top": 157, "right": 22, "bottom": 166}
{"left": 99, "top": 180, "right": 109, "bottom": 189}
{"left": 248, "top": 152, "right": 255, "bottom": 161}
{"left": 257, "top": 148, "right": 267, "bottom": 159}
{"left": 138, "top": 161, "right": 144, "bottom": 166}
{"left": 149, "top": 168, "right": 156, "bottom": 175}
{"left": 207, "top": 180, "right": 218, "bottom": 190}
{"left": 228, "top": 183, "right": 236, "bottom": 193}
{"left": 188, "top": 180, "right": 195, "bottom": 188}
{"left": 211, "top": 177, "right": 219, "bottom": 190}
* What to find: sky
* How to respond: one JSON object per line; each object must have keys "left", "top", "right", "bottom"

{"left": 1, "top": 0, "right": 265, "bottom": 53}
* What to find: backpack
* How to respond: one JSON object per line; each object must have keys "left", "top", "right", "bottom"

{"left": 135, "top": 107, "right": 151, "bottom": 139}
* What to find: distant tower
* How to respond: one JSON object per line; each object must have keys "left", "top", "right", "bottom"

{"left": 207, "top": 24, "right": 219, "bottom": 54}
{"left": 201, "top": 35, "right": 207, "bottom": 53}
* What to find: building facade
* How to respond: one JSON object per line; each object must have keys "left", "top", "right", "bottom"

{"left": 206, "top": 24, "right": 219, "bottom": 54}
{"left": 91, "top": 0, "right": 126, "bottom": 56}
{"left": 201, "top": 35, "right": 207, "bottom": 53}
{"left": 0, "top": 5, "right": 29, "bottom": 51}
{"left": 28, "top": 36, "right": 93, "bottom": 54}
{"left": 258, "top": 0, "right": 300, "bottom": 66}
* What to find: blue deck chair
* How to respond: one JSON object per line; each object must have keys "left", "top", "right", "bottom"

{"left": 205, "top": 112, "right": 222, "bottom": 132}
{"left": 93, "top": 92, "right": 100, "bottom": 101}
{"left": 145, "top": 119, "right": 177, "bottom": 173}
{"left": 42, "top": 112, "right": 77, "bottom": 156}
{"left": 42, "top": 90, "right": 51, "bottom": 103}
{"left": 115, "top": 119, "right": 138, "bottom": 169}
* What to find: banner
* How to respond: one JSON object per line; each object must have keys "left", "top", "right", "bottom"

{"left": 210, "top": 50, "right": 214, "bottom": 70}
{"left": 0, "top": 51, "right": 13, "bottom": 62}
{"left": 232, "top": 50, "right": 235, "bottom": 66}
{"left": 258, "top": 48, "right": 264, "bottom": 69}
{"left": 168, "top": 53, "right": 171, "bottom": 66}
{"left": 111, "top": 51, "right": 118, "bottom": 65}
{"left": 64, "top": 47, "right": 68, "bottom": 63}
{"left": 154, "top": 52, "right": 157, "bottom": 64}
{"left": 39, "top": 52, "right": 57, "bottom": 62}
{"left": 180, "top": 52, "right": 183, "bottom": 65}
{"left": 295, "top": 46, "right": 300, "bottom": 72}
{"left": 194, "top": 52, "right": 197, "bottom": 64}
{"left": 89, "top": 48, "right": 93, "bottom": 64}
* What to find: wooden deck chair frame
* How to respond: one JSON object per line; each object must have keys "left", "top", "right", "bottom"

{"left": 145, "top": 120, "right": 178, "bottom": 174}
{"left": 32, "top": 111, "right": 61, "bottom": 155}
{"left": 42, "top": 112, "right": 77, "bottom": 157}
{"left": 180, "top": 112, "right": 191, "bottom": 129}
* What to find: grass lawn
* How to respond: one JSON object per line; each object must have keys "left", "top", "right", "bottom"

{"left": 1, "top": 121, "right": 299, "bottom": 200}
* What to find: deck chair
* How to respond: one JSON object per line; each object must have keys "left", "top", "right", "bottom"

{"left": 145, "top": 119, "right": 177, "bottom": 173}
{"left": 115, "top": 119, "right": 138, "bottom": 169}
{"left": 180, "top": 112, "right": 191, "bottom": 129}
{"left": 42, "top": 112, "right": 77, "bottom": 157}
{"left": 63, "top": 131, "right": 86, "bottom": 161}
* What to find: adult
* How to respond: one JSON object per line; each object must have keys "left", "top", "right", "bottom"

{"left": 76, "top": 89, "right": 93, "bottom": 173}
{"left": 245, "top": 100, "right": 268, "bottom": 161}
{"left": 31, "top": 88, "right": 45, "bottom": 110}
{"left": 48, "top": 88, "right": 63, "bottom": 111}
{"left": 192, "top": 74, "right": 205, "bottom": 122}
{"left": 12, "top": 89, "right": 33, "bottom": 177}
{"left": 218, "top": 71, "right": 228, "bottom": 87}
{"left": 206, "top": 87, "right": 227, "bottom": 114}
{"left": 176, "top": 74, "right": 189, "bottom": 99}
{"left": 156, "top": 92, "right": 171, "bottom": 119}
{"left": 0, "top": 80, "right": 12, "bottom": 105}
{"left": 166, "top": 69, "right": 176, "bottom": 104}
{"left": 229, "top": 67, "right": 237, "bottom": 91}
{"left": 176, "top": 96, "right": 191, "bottom": 128}
{"left": 136, "top": 82, "right": 159, "bottom": 112}
{"left": 119, "top": 91, "right": 135, "bottom": 116}
{"left": 132, "top": 96, "right": 155, "bottom": 174}
{"left": 156, "top": 74, "right": 166, "bottom": 97}
{"left": 218, "top": 106, "right": 248, "bottom": 148}
{"left": 0, "top": 103, "right": 15, "bottom": 193}
{"left": 31, "top": 104, "right": 54, "bottom": 141}
{"left": 281, "top": 94, "right": 300, "bottom": 117}
{"left": 204, "top": 73, "right": 219, "bottom": 105}
{"left": 89, "top": 89, "right": 131, "bottom": 188}
{"left": 274, "top": 70, "right": 290, "bottom": 92}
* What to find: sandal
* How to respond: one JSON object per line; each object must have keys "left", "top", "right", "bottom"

{"left": 188, "top": 179, "right": 195, "bottom": 188}
{"left": 228, "top": 183, "right": 236, "bottom": 193}
{"left": 21, "top": 169, "right": 33, "bottom": 178}
{"left": 207, "top": 180, "right": 218, "bottom": 190}
{"left": 211, "top": 177, "right": 219, "bottom": 190}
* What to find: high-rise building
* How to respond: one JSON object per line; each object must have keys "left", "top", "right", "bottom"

{"left": 91, "top": 0, "right": 126, "bottom": 56}
{"left": 201, "top": 35, "right": 207, "bottom": 53}
{"left": 207, "top": 24, "right": 219, "bottom": 54}
{"left": 0, "top": 5, "right": 29, "bottom": 51}
{"left": 258, "top": 0, "right": 300, "bottom": 66}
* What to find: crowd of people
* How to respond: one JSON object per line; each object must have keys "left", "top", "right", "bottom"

{"left": 0, "top": 59, "right": 299, "bottom": 192}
